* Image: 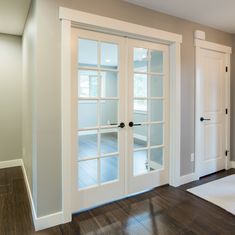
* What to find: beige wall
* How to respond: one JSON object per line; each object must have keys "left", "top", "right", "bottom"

{"left": 0, "top": 34, "right": 22, "bottom": 162}
{"left": 27, "top": 0, "right": 232, "bottom": 217}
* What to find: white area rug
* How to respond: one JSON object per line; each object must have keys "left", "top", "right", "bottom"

{"left": 187, "top": 174, "right": 235, "bottom": 215}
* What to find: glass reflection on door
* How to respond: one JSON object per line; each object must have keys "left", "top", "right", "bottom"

{"left": 132, "top": 47, "right": 165, "bottom": 176}
{"left": 77, "top": 38, "right": 120, "bottom": 189}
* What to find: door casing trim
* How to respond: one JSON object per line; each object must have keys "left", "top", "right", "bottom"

{"left": 60, "top": 7, "right": 182, "bottom": 224}
{"left": 195, "top": 39, "right": 232, "bottom": 180}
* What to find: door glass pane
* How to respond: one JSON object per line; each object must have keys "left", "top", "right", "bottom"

{"left": 101, "top": 71, "right": 118, "bottom": 97}
{"left": 78, "top": 159, "right": 98, "bottom": 189}
{"left": 101, "top": 129, "right": 118, "bottom": 154}
{"left": 150, "top": 124, "right": 163, "bottom": 146}
{"left": 78, "top": 131, "right": 98, "bottom": 159}
{"left": 134, "top": 74, "right": 147, "bottom": 97}
{"left": 151, "top": 100, "right": 163, "bottom": 122}
{"left": 79, "top": 39, "right": 98, "bottom": 67}
{"left": 101, "top": 42, "right": 118, "bottom": 69}
{"left": 150, "top": 148, "right": 163, "bottom": 171}
{"left": 150, "top": 50, "right": 163, "bottom": 73}
{"left": 100, "top": 156, "right": 118, "bottom": 183}
{"left": 134, "top": 100, "right": 148, "bottom": 123}
{"left": 79, "top": 70, "right": 98, "bottom": 97}
{"left": 133, "top": 150, "right": 148, "bottom": 175}
{"left": 151, "top": 75, "right": 163, "bottom": 97}
{"left": 134, "top": 48, "right": 148, "bottom": 72}
{"left": 134, "top": 125, "right": 148, "bottom": 149}
{"left": 78, "top": 101, "right": 97, "bottom": 129}
{"left": 100, "top": 100, "right": 118, "bottom": 126}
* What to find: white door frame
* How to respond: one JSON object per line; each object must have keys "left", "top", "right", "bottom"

{"left": 60, "top": 7, "right": 182, "bottom": 223}
{"left": 195, "top": 39, "right": 232, "bottom": 180}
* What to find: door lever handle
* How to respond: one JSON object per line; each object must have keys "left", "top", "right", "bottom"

{"left": 200, "top": 117, "right": 211, "bottom": 122}
{"left": 118, "top": 122, "right": 125, "bottom": 128}
{"left": 129, "top": 122, "right": 141, "bottom": 127}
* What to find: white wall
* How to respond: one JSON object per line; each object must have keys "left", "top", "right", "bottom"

{"left": 0, "top": 34, "right": 22, "bottom": 162}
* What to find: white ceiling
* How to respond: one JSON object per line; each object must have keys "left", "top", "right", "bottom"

{"left": 0, "top": 0, "right": 31, "bottom": 35}
{"left": 125, "top": 0, "right": 235, "bottom": 33}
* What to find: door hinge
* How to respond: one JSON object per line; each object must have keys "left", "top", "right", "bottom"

{"left": 225, "top": 150, "right": 229, "bottom": 156}
{"left": 225, "top": 108, "right": 228, "bottom": 114}
{"left": 226, "top": 66, "right": 228, "bottom": 72}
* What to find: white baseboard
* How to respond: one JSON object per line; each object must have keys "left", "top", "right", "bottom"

{"left": 231, "top": 161, "right": 235, "bottom": 168}
{"left": 35, "top": 211, "right": 64, "bottom": 231}
{"left": 21, "top": 159, "right": 64, "bottom": 231}
{"left": 179, "top": 172, "right": 199, "bottom": 186}
{"left": 20, "top": 159, "right": 37, "bottom": 228}
{"left": 0, "top": 159, "right": 22, "bottom": 169}
{"left": 0, "top": 159, "right": 65, "bottom": 231}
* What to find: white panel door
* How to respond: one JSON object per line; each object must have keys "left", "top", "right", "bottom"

{"left": 197, "top": 48, "right": 226, "bottom": 177}
{"left": 127, "top": 39, "right": 170, "bottom": 194}
{"left": 71, "top": 28, "right": 126, "bottom": 212}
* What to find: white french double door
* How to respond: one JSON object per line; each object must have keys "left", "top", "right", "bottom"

{"left": 71, "top": 28, "right": 169, "bottom": 212}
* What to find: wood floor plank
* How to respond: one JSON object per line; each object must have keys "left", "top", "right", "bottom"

{"left": 0, "top": 167, "right": 235, "bottom": 235}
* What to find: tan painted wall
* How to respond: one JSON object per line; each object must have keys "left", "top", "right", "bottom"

{"left": 0, "top": 34, "right": 22, "bottom": 162}
{"left": 26, "top": 0, "right": 232, "bottom": 216}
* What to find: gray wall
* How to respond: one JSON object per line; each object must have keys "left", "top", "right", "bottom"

{"left": 22, "top": 0, "right": 37, "bottom": 208}
{"left": 26, "top": 0, "right": 232, "bottom": 217}
{"left": 0, "top": 34, "right": 22, "bottom": 162}
{"left": 22, "top": 0, "right": 39, "bottom": 211}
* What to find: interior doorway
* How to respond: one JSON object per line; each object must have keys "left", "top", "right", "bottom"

{"left": 60, "top": 8, "right": 182, "bottom": 222}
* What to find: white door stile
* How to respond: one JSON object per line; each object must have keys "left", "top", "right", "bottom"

{"left": 127, "top": 38, "right": 170, "bottom": 194}
{"left": 71, "top": 28, "right": 126, "bottom": 212}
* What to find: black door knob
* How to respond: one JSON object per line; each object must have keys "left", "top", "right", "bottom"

{"left": 129, "top": 122, "right": 141, "bottom": 127}
{"left": 200, "top": 117, "right": 211, "bottom": 122}
{"left": 118, "top": 122, "right": 125, "bottom": 128}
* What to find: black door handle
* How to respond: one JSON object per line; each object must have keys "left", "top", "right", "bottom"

{"left": 200, "top": 117, "right": 211, "bottom": 122}
{"left": 118, "top": 122, "right": 125, "bottom": 128}
{"left": 129, "top": 122, "right": 141, "bottom": 127}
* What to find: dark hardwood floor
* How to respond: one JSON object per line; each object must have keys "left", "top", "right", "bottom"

{"left": 0, "top": 167, "right": 234, "bottom": 235}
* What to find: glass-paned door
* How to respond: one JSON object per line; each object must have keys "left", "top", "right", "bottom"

{"left": 71, "top": 29, "right": 170, "bottom": 213}
{"left": 71, "top": 28, "right": 126, "bottom": 212}
{"left": 127, "top": 39, "right": 169, "bottom": 194}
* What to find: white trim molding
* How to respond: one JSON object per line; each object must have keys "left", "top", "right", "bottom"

{"left": 59, "top": 8, "right": 182, "bottom": 44}
{"left": 195, "top": 39, "right": 232, "bottom": 54}
{"left": 0, "top": 159, "right": 22, "bottom": 169}
{"left": 20, "top": 159, "right": 37, "bottom": 227}
{"left": 34, "top": 211, "right": 64, "bottom": 231}
{"left": 21, "top": 160, "right": 64, "bottom": 231}
{"left": 60, "top": 7, "right": 182, "bottom": 223}
{"left": 179, "top": 173, "right": 199, "bottom": 186}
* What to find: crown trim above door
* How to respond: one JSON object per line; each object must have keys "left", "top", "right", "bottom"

{"left": 59, "top": 8, "right": 182, "bottom": 44}
{"left": 60, "top": 7, "right": 182, "bottom": 226}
